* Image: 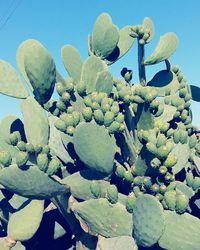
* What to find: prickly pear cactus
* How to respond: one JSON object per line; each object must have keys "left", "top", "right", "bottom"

{"left": 0, "top": 12, "right": 199, "bottom": 250}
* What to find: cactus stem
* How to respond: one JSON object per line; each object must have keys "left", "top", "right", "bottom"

{"left": 138, "top": 38, "right": 146, "bottom": 85}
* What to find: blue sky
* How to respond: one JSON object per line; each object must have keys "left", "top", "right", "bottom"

{"left": 0, "top": 0, "right": 200, "bottom": 125}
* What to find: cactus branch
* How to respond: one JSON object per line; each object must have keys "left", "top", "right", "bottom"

{"left": 138, "top": 40, "right": 146, "bottom": 85}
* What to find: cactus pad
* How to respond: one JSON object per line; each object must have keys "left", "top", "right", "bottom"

{"left": 73, "top": 121, "right": 116, "bottom": 174}
{"left": 73, "top": 198, "right": 133, "bottom": 237}
{"left": 159, "top": 211, "right": 200, "bottom": 250}
{"left": 132, "top": 194, "right": 165, "bottom": 247}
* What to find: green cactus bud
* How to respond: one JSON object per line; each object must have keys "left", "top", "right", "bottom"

{"left": 133, "top": 176, "right": 144, "bottom": 186}
{"left": 84, "top": 96, "right": 92, "bottom": 107}
{"left": 154, "top": 104, "right": 164, "bottom": 117}
{"left": 34, "top": 144, "right": 42, "bottom": 154}
{"left": 151, "top": 183, "right": 160, "bottom": 193}
{"left": 192, "top": 177, "right": 200, "bottom": 191}
{"left": 61, "top": 92, "right": 71, "bottom": 103}
{"left": 16, "top": 151, "right": 29, "bottom": 168}
{"left": 101, "top": 103, "right": 110, "bottom": 113}
{"left": 107, "top": 185, "right": 118, "bottom": 204}
{"left": 150, "top": 157, "right": 161, "bottom": 168}
{"left": 159, "top": 166, "right": 168, "bottom": 175}
{"left": 56, "top": 100, "right": 66, "bottom": 112}
{"left": 173, "top": 111, "right": 181, "bottom": 119}
{"left": 46, "top": 157, "right": 61, "bottom": 176}
{"left": 9, "top": 131, "right": 21, "bottom": 146}
{"left": 104, "top": 111, "right": 115, "bottom": 127}
{"left": 82, "top": 107, "right": 93, "bottom": 122}
{"left": 185, "top": 123, "right": 193, "bottom": 130}
{"left": 150, "top": 99, "right": 159, "bottom": 109}
{"left": 90, "top": 181, "right": 101, "bottom": 198}
{"left": 118, "top": 123, "right": 125, "bottom": 132}
{"left": 143, "top": 177, "right": 153, "bottom": 189}
{"left": 93, "top": 109, "right": 104, "bottom": 125}
{"left": 60, "top": 113, "right": 74, "bottom": 127}
{"left": 142, "top": 32, "right": 150, "bottom": 41}
{"left": 139, "top": 39, "right": 145, "bottom": 45}
{"left": 173, "top": 130, "right": 180, "bottom": 144}
{"left": 184, "top": 93, "right": 191, "bottom": 102}
{"left": 156, "top": 134, "right": 167, "bottom": 147}
{"left": 118, "top": 87, "right": 128, "bottom": 99}
{"left": 179, "top": 129, "right": 188, "bottom": 144}
{"left": 163, "top": 154, "right": 177, "bottom": 168}
{"left": 159, "top": 184, "right": 167, "bottom": 194}
{"left": 42, "top": 145, "right": 50, "bottom": 154}
{"left": 166, "top": 129, "right": 174, "bottom": 138}
{"left": 177, "top": 73, "right": 183, "bottom": 82}
{"left": 55, "top": 119, "right": 66, "bottom": 132}
{"left": 76, "top": 81, "right": 86, "bottom": 96}
{"left": 157, "top": 145, "right": 170, "bottom": 159}
{"left": 110, "top": 104, "right": 120, "bottom": 115}
{"left": 115, "top": 113, "right": 124, "bottom": 123}
{"left": 180, "top": 109, "right": 188, "bottom": 122}
{"left": 65, "top": 78, "right": 74, "bottom": 92}
{"left": 124, "top": 170, "right": 134, "bottom": 183}
{"left": 131, "top": 95, "right": 145, "bottom": 104}
{"left": 186, "top": 171, "right": 194, "bottom": 187}
{"left": 52, "top": 108, "right": 60, "bottom": 117}
{"left": 166, "top": 181, "right": 176, "bottom": 192}
{"left": 56, "top": 82, "right": 65, "bottom": 96}
{"left": 133, "top": 186, "right": 142, "bottom": 197}
{"left": 189, "top": 134, "right": 197, "bottom": 148}
{"left": 66, "top": 126, "right": 75, "bottom": 136}
{"left": 17, "top": 141, "right": 26, "bottom": 151}
{"left": 164, "top": 96, "right": 171, "bottom": 105}
{"left": 25, "top": 143, "right": 35, "bottom": 153}
{"left": 91, "top": 101, "right": 100, "bottom": 110}
{"left": 171, "top": 65, "right": 179, "bottom": 74}
{"left": 0, "top": 151, "right": 12, "bottom": 167}
{"left": 37, "top": 153, "right": 49, "bottom": 172}
{"left": 164, "top": 190, "right": 176, "bottom": 210}
{"left": 145, "top": 89, "right": 158, "bottom": 103}
{"left": 155, "top": 193, "right": 163, "bottom": 201}
{"left": 126, "top": 193, "right": 136, "bottom": 213}
{"left": 184, "top": 100, "right": 191, "bottom": 109}
{"left": 175, "top": 193, "right": 189, "bottom": 214}
{"left": 72, "top": 111, "right": 81, "bottom": 126}
{"left": 108, "top": 121, "right": 120, "bottom": 134}
{"left": 67, "top": 106, "right": 75, "bottom": 114}
{"left": 146, "top": 142, "right": 157, "bottom": 155}
{"left": 179, "top": 88, "right": 187, "bottom": 98}
{"left": 159, "top": 122, "right": 170, "bottom": 133}
{"left": 115, "top": 164, "right": 125, "bottom": 178}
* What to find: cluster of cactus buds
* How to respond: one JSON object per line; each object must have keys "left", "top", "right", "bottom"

{"left": 0, "top": 12, "right": 199, "bottom": 250}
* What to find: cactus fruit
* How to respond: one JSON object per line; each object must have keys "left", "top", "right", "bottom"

{"left": 107, "top": 185, "right": 118, "bottom": 204}
{"left": 0, "top": 12, "right": 199, "bottom": 250}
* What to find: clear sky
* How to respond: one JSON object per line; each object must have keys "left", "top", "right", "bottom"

{"left": 0, "top": 0, "right": 200, "bottom": 125}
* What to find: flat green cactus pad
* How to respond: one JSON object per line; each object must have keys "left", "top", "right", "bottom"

{"left": 159, "top": 211, "right": 200, "bottom": 250}
{"left": 0, "top": 165, "right": 68, "bottom": 199}
{"left": 81, "top": 56, "right": 107, "bottom": 94}
{"left": 143, "top": 17, "right": 154, "bottom": 43}
{"left": 62, "top": 170, "right": 108, "bottom": 200}
{"left": 73, "top": 198, "right": 133, "bottom": 237}
{"left": 73, "top": 121, "right": 116, "bottom": 174}
{"left": 0, "top": 60, "right": 29, "bottom": 99}
{"left": 97, "top": 236, "right": 137, "bottom": 250}
{"left": 105, "top": 26, "right": 135, "bottom": 65}
{"left": 175, "top": 181, "right": 194, "bottom": 199}
{"left": 132, "top": 194, "right": 165, "bottom": 247}
{"left": 21, "top": 97, "right": 49, "bottom": 147}
{"left": 61, "top": 45, "right": 83, "bottom": 83}
{"left": 23, "top": 39, "right": 56, "bottom": 104}
{"left": 157, "top": 104, "right": 177, "bottom": 122}
{"left": 144, "top": 32, "right": 179, "bottom": 65}
{"left": 95, "top": 70, "right": 113, "bottom": 94}
{"left": 8, "top": 200, "right": 44, "bottom": 241}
